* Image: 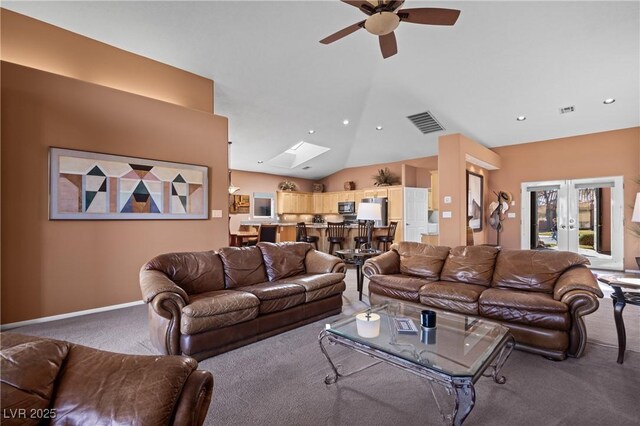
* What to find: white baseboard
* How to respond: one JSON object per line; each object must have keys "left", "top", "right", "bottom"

{"left": 0, "top": 300, "right": 144, "bottom": 331}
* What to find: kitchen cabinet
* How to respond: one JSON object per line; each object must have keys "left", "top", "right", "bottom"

{"left": 387, "top": 187, "right": 403, "bottom": 219}
{"left": 313, "top": 193, "right": 323, "bottom": 213}
{"left": 323, "top": 193, "right": 339, "bottom": 214}
{"left": 354, "top": 190, "right": 365, "bottom": 210}
{"left": 337, "top": 191, "right": 355, "bottom": 203}
{"left": 364, "top": 188, "right": 388, "bottom": 198}
{"left": 277, "top": 191, "right": 313, "bottom": 214}
{"left": 428, "top": 171, "right": 439, "bottom": 210}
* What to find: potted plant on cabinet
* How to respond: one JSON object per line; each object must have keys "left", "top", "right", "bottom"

{"left": 278, "top": 180, "right": 297, "bottom": 191}
{"left": 372, "top": 167, "right": 397, "bottom": 187}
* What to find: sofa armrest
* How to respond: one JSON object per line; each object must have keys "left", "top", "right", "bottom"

{"left": 172, "top": 370, "right": 214, "bottom": 426}
{"left": 305, "top": 250, "right": 346, "bottom": 274}
{"left": 140, "top": 268, "right": 189, "bottom": 304}
{"left": 363, "top": 250, "right": 399, "bottom": 278}
{"left": 561, "top": 289, "right": 600, "bottom": 358}
{"left": 553, "top": 266, "right": 603, "bottom": 301}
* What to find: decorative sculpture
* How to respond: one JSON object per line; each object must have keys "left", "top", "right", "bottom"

{"left": 488, "top": 191, "right": 512, "bottom": 246}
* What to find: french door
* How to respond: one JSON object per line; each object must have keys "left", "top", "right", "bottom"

{"left": 521, "top": 176, "right": 624, "bottom": 270}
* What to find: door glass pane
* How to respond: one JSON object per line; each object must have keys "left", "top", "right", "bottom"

{"left": 530, "top": 190, "right": 558, "bottom": 250}
{"left": 577, "top": 187, "right": 611, "bottom": 259}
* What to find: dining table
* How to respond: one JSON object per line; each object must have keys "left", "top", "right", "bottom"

{"left": 229, "top": 231, "right": 258, "bottom": 247}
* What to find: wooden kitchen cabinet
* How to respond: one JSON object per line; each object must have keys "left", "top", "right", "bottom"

{"left": 387, "top": 187, "right": 403, "bottom": 219}
{"left": 313, "top": 193, "right": 323, "bottom": 213}
{"left": 428, "top": 171, "right": 439, "bottom": 210}
{"left": 363, "top": 188, "right": 388, "bottom": 198}
{"left": 337, "top": 191, "right": 355, "bottom": 203}
{"left": 323, "top": 193, "right": 339, "bottom": 214}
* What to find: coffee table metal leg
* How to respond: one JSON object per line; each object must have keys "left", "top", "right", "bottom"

{"left": 318, "top": 330, "right": 342, "bottom": 384}
{"left": 451, "top": 379, "right": 475, "bottom": 426}
{"left": 482, "top": 335, "right": 515, "bottom": 384}
{"left": 612, "top": 293, "right": 627, "bottom": 364}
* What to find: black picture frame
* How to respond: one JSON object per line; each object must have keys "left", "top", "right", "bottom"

{"left": 466, "top": 171, "right": 483, "bottom": 232}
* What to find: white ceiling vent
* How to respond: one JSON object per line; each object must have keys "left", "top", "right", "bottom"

{"left": 407, "top": 111, "right": 445, "bottom": 134}
{"left": 559, "top": 105, "right": 575, "bottom": 114}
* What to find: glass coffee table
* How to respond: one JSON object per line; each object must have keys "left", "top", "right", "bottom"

{"left": 318, "top": 302, "right": 514, "bottom": 425}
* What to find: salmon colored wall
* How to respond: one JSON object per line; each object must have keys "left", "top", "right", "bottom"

{"left": 320, "top": 156, "right": 438, "bottom": 192}
{"left": 1, "top": 63, "right": 228, "bottom": 324}
{"left": 228, "top": 170, "right": 316, "bottom": 231}
{"left": 0, "top": 9, "right": 213, "bottom": 113}
{"left": 438, "top": 134, "right": 501, "bottom": 248}
{"left": 489, "top": 127, "right": 640, "bottom": 270}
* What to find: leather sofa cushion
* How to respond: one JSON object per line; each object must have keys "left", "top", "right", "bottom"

{"left": 1, "top": 334, "right": 69, "bottom": 424}
{"left": 419, "top": 281, "right": 486, "bottom": 303}
{"left": 236, "top": 282, "right": 306, "bottom": 314}
{"left": 276, "top": 273, "right": 345, "bottom": 292}
{"left": 418, "top": 281, "right": 485, "bottom": 315}
{"left": 394, "top": 242, "right": 450, "bottom": 280}
{"left": 181, "top": 290, "right": 260, "bottom": 334}
{"left": 51, "top": 344, "right": 197, "bottom": 426}
{"left": 368, "top": 274, "right": 428, "bottom": 301}
{"left": 219, "top": 246, "right": 267, "bottom": 288}
{"left": 492, "top": 249, "right": 589, "bottom": 293}
{"left": 143, "top": 250, "right": 225, "bottom": 294}
{"left": 479, "top": 288, "right": 570, "bottom": 331}
{"left": 440, "top": 245, "right": 500, "bottom": 287}
{"left": 257, "top": 242, "right": 311, "bottom": 281}
{"left": 304, "top": 282, "right": 346, "bottom": 303}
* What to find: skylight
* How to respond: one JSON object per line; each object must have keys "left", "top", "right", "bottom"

{"left": 267, "top": 141, "right": 330, "bottom": 169}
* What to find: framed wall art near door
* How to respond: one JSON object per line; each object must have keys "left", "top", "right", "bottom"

{"left": 466, "top": 171, "right": 483, "bottom": 231}
{"left": 50, "top": 147, "right": 208, "bottom": 220}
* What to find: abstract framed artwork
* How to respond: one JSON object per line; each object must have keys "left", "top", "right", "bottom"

{"left": 466, "top": 171, "right": 483, "bottom": 232}
{"left": 50, "top": 148, "right": 208, "bottom": 220}
{"left": 229, "top": 194, "right": 250, "bottom": 214}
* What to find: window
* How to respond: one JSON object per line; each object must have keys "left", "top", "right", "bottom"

{"left": 252, "top": 192, "right": 275, "bottom": 219}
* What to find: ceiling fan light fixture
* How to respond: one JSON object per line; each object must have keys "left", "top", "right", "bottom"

{"left": 364, "top": 12, "right": 400, "bottom": 36}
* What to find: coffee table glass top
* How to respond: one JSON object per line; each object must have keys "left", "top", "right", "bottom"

{"left": 326, "top": 302, "right": 510, "bottom": 378}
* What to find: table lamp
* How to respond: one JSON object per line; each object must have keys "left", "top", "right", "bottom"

{"left": 356, "top": 202, "right": 382, "bottom": 249}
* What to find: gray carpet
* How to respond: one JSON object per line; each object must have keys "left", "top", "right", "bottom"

{"left": 8, "top": 267, "right": 640, "bottom": 425}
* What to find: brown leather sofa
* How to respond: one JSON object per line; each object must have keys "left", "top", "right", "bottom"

{"left": 140, "top": 242, "right": 346, "bottom": 360}
{"left": 363, "top": 242, "right": 604, "bottom": 360}
{"left": 0, "top": 332, "right": 213, "bottom": 426}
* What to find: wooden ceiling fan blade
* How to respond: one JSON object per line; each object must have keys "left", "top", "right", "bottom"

{"left": 341, "top": 0, "right": 374, "bottom": 15}
{"left": 320, "top": 20, "right": 365, "bottom": 44}
{"left": 398, "top": 8, "right": 461, "bottom": 26}
{"left": 379, "top": 32, "right": 397, "bottom": 59}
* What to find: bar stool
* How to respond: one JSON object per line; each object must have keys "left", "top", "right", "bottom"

{"left": 296, "top": 222, "right": 319, "bottom": 250}
{"left": 376, "top": 221, "right": 398, "bottom": 251}
{"left": 326, "top": 222, "right": 346, "bottom": 255}
{"left": 353, "top": 220, "right": 369, "bottom": 248}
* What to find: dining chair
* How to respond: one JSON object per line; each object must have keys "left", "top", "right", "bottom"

{"left": 375, "top": 221, "right": 398, "bottom": 251}
{"left": 326, "top": 222, "right": 346, "bottom": 255}
{"left": 353, "top": 220, "right": 369, "bottom": 248}
{"left": 296, "top": 222, "right": 319, "bottom": 250}
{"left": 257, "top": 224, "right": 278, "bottom": 243}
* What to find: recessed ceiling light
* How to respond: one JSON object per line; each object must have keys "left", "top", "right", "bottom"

{"left": 308, "top": 129, "right": 315, "bottom": 134}
{"left": 603, "top": 98, "right": 616, "bottom": 104}
{"left": 376, "top": 125, "right": 383, "bottom": 130}
{"left": 516, "top": 116, "right": 526, "bottom": 121}
{"left": 343, "top": 119, "right": 350, "bottom": 125}
{"left": 257, "top": 160, "right": 263, "bottom": 164}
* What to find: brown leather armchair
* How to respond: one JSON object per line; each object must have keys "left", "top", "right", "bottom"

{"left": 363, "top": 242, "right": 603, "bottom": 360}
{"left": 0, "top": 332, "right": 213, "bottom": 426}
{"left": 141, "top": 242, "right": 346, "bottom": 360}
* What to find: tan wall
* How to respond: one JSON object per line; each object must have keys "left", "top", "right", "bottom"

{"left": 228, "top": 170, "right": 316, "bottom": 231}
{"left": 489, "top": 127, "right": 640, "bottom": 270}
{"left": 0, "top": 9, "right": 213, "bottom": 113}
{"left": 438, "top": 134, "right": 501, "bottom": 248}
{"left": 320, "top": 156, "right": 438, "bottom": 192}
{"left": 1, "top": 62, "right": 229, "bottom": 324}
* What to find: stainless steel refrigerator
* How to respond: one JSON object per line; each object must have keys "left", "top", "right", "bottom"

{"left": 360, "top": 198, "right": 388, "bottom": 227}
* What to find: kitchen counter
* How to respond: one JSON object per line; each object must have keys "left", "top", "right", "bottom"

{"left": 240, "top": 221, "right": 388, "bottom": 229}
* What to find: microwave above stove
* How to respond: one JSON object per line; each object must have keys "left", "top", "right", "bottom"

{"left": 338, "top": 201, "right": 356, "bottom": 214}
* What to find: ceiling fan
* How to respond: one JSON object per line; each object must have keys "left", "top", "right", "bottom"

{"left": 320, "top": 1, "right": 460, "bottom": 58}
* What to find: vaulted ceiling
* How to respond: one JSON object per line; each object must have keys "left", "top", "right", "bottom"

{"left": 5, "top": 1, "right": 639, "bottom": 179}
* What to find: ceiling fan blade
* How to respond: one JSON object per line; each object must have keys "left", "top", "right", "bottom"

{"left": 320, "top": 20, "right": 365, "bottom": 44}
{"left": 387, "top": 0, "right": 406, "bottom": 12}
{"left": 379, "top": 32, "right": 397, "bottom": 59}
{"left": 341, "top": 0, "right": 374, "bottom": 15}
{"left": 398, "top": 8, "right": 461, "bottom": 26}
